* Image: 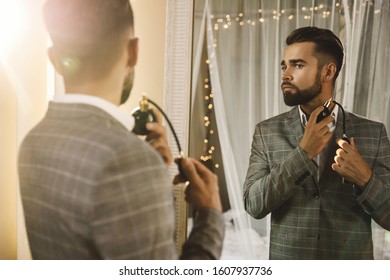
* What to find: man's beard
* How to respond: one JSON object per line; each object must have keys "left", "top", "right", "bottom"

{"left": 282, "top": 74, "right": 322, "bottom": 106}
{"left": 120, "top": 69, "right": 134, "bottom": 105}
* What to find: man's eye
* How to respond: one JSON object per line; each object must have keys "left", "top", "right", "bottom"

{"left": 295, "top": 64, "right": 304, "bottom": 69}
{"left": 281, "top": 66, "right": 287, "bottom": 72}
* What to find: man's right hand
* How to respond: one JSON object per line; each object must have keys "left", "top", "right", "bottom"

{"left": 299, "top": 106, "right": 334, "bottom": 159}
{"left": 173, "top": 158, "right": 222, "bottom": 212}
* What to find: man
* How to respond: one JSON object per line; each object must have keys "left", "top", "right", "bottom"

{"left": 18, "top": 0, "right": 224, "bottom": 259}
{"left": 243, "top": 26, "right": 390, "bottom": 259}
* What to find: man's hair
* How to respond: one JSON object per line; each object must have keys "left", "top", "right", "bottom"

{"left": 286, "top": 26, "right": 344, "bottom": 80}
{"left": 43, "top": 0, "right": 134, "bottom": 79}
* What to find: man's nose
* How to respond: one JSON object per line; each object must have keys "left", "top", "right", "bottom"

{"left": 281, "top": 70, "right": 292, "bottom": 81}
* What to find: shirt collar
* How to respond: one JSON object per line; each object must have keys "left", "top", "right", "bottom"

{"left": 298, "top": 103, "right": 339, "bottom": 132}
{"left": 52, "top": 94, "right": 135, "bottom": 131}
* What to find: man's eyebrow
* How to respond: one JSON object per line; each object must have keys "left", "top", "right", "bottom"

{"left": 281, "top": 59, "right": 307, "bottom": 66}
{"left": 289, "top": 59, "right": 307, "bottom": 64}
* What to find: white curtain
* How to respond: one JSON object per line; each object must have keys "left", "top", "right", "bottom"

{"left": 192, "top": 0, "right": 390, "bottom": 259}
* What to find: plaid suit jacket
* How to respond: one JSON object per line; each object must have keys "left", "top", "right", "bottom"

{"left": 19, "top": 102, "right": 224, "bottom": 259}
{"left": 243, "top": 106, "right": 390, "bottom": 259}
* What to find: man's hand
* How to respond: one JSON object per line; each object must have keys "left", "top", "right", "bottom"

{"left": 145, "top": 108, "right": 173, "bottom": 167}
{"left": 173, "top": 158, "right": 222, "bottom": 212}
{"left": 299, "top": 106, "right": 335, "bottom": 159}
{"left": 332, "top": 137, "right": 372, "bottom": 189}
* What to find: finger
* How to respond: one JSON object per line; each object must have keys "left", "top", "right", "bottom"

{"left": 146, "top": 122, "right": 166, "bottom": 137}
{"left": 318, "top": 115, "right": 335, "bottom": 128}
{"left": 334, "top": 155, "right": 343, "bottom": 165}
{"left": 331, "top": 162, "right": 339, "bottom": 171}
{"left": 336, "top": 148, "right": 347, "bottom": 158}
{"left": 190, "top": 159, "right": 216, "bottom": 182}
{"left": 319, "top": 124, "right": 330, "bottom": 135}
{"left": 149, "top": 107, "right": 162, "bottom": 123}
{"left": 307, "top": 106, "right": 325, "bottom": 125}
{"left": 336, "top": 138, "right": 352, "bottom": 152}
{"left": 350, "top": 137, "right": 357, "bottom": 149}
{"left": 180, "top": 158, "right": 203, "bottom": 186}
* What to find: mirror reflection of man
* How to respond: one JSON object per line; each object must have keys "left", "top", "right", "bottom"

{"left": 244, "top": 26, "right": 390, "bottom": 259}
{"left": 18, "top": 0, "right": 224, "bottom": 259}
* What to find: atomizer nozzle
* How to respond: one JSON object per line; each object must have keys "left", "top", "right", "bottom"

{"left": 323, "top": 98, "right": 333, "bottom": 109}
{"left": 139, "top": 95, "right": 149, "bottom": 112}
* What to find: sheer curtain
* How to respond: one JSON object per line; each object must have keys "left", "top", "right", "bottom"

{"left": 192, "top": 0, "right": 390, "bottom": 259}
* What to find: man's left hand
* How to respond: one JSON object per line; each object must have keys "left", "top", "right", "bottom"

{"left": 332, "top": 137, "right": 372, "bottom": 189}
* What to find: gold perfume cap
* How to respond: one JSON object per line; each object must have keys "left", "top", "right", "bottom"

{"left": 139, "top": 95, "right": 149, "bottom": 112}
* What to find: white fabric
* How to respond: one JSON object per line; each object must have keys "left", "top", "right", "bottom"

{"left": 53, "top": 94, "right": 135, "bottom": 131}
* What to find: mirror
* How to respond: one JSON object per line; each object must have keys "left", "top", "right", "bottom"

{"left": 165, "top": 0, "right": 390, "bottom": 259}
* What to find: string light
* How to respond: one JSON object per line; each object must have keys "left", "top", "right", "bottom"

{"left": 209, "top": 1, "right": 370, "bottom": 32}
{"left": 199, "top": 57, "right": 222, "bottom": 170}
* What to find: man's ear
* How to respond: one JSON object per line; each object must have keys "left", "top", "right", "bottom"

{"left": 322, "top": 62, "right": 337, "bottom": 82}
{"left": 126, "top": 38, "right": 139, "bottom": 68}
{"left": 47, "top": 46, "right": 64, "bottom": 76}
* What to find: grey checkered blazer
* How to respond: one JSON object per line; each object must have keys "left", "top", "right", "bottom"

{"left": 19, "top": 102, "right": 224, "bottom": 259}
{"left": 243, "top": 106, "right": 390, "bottom": 259}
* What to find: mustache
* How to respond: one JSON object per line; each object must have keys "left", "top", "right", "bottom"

{"left": 281, "top": 82, "right": 296, "bottom": 87}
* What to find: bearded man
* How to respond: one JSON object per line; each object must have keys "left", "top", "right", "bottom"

{"left": 243, "top": 26, "right": 390, "bottom": 260}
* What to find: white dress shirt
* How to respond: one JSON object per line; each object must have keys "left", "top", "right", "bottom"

{"left": 53, "top": 94, "right": 135, "bottom": 131}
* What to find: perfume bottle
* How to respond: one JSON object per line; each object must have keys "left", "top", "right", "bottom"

{"left": 316, "top": 98, "right": 333, "bottom": 123}
{"left": 132, "top": 95, "right": 156, "bottom": 135}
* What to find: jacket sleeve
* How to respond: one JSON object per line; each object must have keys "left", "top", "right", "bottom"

{"left": 180, "top": 208, "right": 225, "bottom": 260}
{"left": 243, "top": 123, "right": 318, "bottom": 219}
{"left": 356, "top": 123, "right": 390, "bottom": 230}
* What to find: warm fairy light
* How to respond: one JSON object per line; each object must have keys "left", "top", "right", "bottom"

{"left": 211, "top": 2, "right": 372, "bottom": 31}
{"left": 215, "top": 164, "right": 220, "bottom": 168}
{"left": 199, "top": 57, "right": 221, "bottom": 170}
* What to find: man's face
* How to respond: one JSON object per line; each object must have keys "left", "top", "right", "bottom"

{"left": 280, "top": 42, "right": 322, "bottom": 106}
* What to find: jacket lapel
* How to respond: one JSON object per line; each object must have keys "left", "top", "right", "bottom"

{"left": 288, "top": 107, "right": 305, "bottom": 145}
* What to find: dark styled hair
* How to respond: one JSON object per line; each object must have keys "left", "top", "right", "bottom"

{"left": 43, "top": 0, "right": 134, "bottom": 78}
{"left": 286, "top": 26, "right": 344, "bottom": 80}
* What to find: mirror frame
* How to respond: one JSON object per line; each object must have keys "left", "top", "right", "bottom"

{"left": 163, "top": 0, "right": 194, "bottom": 160}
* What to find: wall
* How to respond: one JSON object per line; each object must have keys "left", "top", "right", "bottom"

{"left": 0, "top": 0, "right": 48, "bottom": 260}
{"left": 0, "top": 64, "right": 17, "bottom": 260}
{"left": 126, "top": 0, "right": 167, "bottom": 112}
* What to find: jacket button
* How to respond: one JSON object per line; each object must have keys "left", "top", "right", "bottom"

{"left": 313, "top": 194, "right": 319, "bottom": 199}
